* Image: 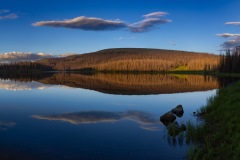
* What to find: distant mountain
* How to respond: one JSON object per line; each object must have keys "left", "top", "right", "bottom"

{"left": 37, "top": 48, "right": 220, "bottom": 71}
{"left": 0, "top": 52, "right": 76, "bottom": 63}
{"left": 0, "top": 52, "right": 54, "bottom": 63}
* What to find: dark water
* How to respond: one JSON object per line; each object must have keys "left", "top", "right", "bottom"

{"left": 0, "top": 73, "right": 223, "bottom": 159}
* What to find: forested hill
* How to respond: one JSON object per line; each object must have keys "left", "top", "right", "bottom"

{"left": 37, "top": 48, "right": 219, "bottom": 71}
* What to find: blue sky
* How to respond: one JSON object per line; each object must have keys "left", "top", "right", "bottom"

{"left": 1, "top": 0, "right": 240, "bottom": 55}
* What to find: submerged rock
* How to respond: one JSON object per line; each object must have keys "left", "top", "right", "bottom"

{"left": 168, "top": 121, "right": 187, "bottom": 137}
{"left": 171, "top": 104, "right": 184, "bottom": 117}
{"left": 180, "top": 124, "right": 186, "bottom": 131}
{"left": 160, "top": 112, "right": 176, "bottom": 126}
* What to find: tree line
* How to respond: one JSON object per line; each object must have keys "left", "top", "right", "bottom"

{"left": 218, "top": 48, "right": 240, "bottom": 73}
{"left": 0, "top": 61, "right": 53, "bottom": 72}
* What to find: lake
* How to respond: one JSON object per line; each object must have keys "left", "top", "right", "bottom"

{"left": 0, "top": 73, "right": 227, "bottom": 159}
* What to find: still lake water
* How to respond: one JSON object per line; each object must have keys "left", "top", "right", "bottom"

{"left": 0, "top": 73, "right": 222, "bottom": 160}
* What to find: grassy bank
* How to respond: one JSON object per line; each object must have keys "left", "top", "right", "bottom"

{"left": 187, "top": 81, "right": 240, "bottom": 160}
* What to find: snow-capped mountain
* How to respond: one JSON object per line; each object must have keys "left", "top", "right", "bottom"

{"left": 0, "top": 52, "right": 75, "bottom": 63}
{"left": 0, "top": 52, "right": 54, "bottom": 63}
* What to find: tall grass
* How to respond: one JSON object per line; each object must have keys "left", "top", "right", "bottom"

{"left": 187, "top": 81, "right": 240, "bottom": 160}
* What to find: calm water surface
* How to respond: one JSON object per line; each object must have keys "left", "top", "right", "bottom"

{"left": 0, "top": 73, "right": 220, "bottom": 160}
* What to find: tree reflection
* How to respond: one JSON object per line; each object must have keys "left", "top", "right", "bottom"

{"left": 0, "top": 73, "right": 224, "bottom": 95}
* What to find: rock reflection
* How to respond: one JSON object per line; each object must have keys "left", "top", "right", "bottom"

{"left": 160, "top": 105, "right": 187, "bottom": 146}
{"left": 32, "top": 110, "right": 160, "bottom": 131}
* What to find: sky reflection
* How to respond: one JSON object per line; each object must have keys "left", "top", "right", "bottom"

{"left": 33, "top": 110, "right": 161, "bottom": 131}
{"left": 0, "top": 79, "right": 52, "bottom": 91}
{"left": 0, "top": 121, "right": 16, "bottom": 131}
{"left": 0, "top": 74, "right": 223, "bottom": 159}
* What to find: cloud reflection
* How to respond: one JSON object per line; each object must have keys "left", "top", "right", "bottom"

{"left": 33, "top": 110, "right": 161, "bottom": 131}
{"left": 0, "top": 121, "right": 16, "bottom": 131}
{"left": 0, "top": 79, "right": 52, "bottom": 91}
{"left": 0, "top": 10, "right": 18, "bottom": 20}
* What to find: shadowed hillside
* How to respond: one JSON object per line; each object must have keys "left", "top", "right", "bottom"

{"left": 37, "top": 48, "right": 219, "bottom": 71}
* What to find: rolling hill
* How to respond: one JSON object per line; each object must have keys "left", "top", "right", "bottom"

{"left": 36, "top": 48, "right": 220, "bottom": 71}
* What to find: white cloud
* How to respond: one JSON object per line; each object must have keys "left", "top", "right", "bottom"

{"left": 225, "top": 21, "right": 240, "bottom": 26}
{"left": 33, "top": 11, "right": 171, "bottom": 33}
{"left": 115, "top": 36, "right": 136, "bottom": 40}
{"left": 129, "top": 17, "right": 171, "bottom": 33}
{"left": 221, "top": 36, "right": 240, "bottom": 49}
{"left": 216, "top": 33, "right": 240, "bottom": 38}
{"left": 217, "top": 20, "right": 240, "bottom": 48}
{"left": 143, "top": 11, "right": 168, "bottom": 18}
{"left": 33, "top": 16, "right": 127, "bottom": 31}
{"left": 129, "top": 11, "right": 171, "bottom": 33}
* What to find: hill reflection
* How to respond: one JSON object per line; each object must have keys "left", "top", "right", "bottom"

{"left": 0, "top": 73, "right": 223, "bottom": 94}
{"left": 38, "top": 73, "right": 220, "bottom": 94}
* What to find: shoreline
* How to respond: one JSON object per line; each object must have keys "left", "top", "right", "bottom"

{"left": 187, "top": 81, "right": 240, "bottom": 159}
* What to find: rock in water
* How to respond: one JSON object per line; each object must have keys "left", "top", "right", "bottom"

{"left": 160, "top": 112, "right": 176, "bottom": 126}
{"left": 168, "top": 122, "right": 187, "bottom": 137}
{"left": 171, "top": 104, "right": 184, "bottom": 117}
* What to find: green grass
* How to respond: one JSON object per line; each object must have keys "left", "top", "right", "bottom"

{"left": 172, "top": 74, "right": 189, "bottom": 79}
{"left": 187, "top": 81, "right": 240, "bottom": 160}
{"left": 173, "top": 65, "right": 189, "bottom": 71}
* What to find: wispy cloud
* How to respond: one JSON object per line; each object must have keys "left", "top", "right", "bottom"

{"left": 33, "top": 11, "right": 171, "bottom": 33}
{"left": 221, "top": 36, "right": 240, "bottom": 49}
{"left": 225, "top": 21, "right": 240, "bottom": 26}
{"left": 216, "top": 33, "right": 240, "bottom": 38}
{"left": 217, "top": 20, "right": 240, "bottom": 49}
{"left": 0, "top": 10, "right": 18, "bottom": 20}
{"left": 115, "top": 37, "right": 136, "bottom": 40}
{"left": 0, "top": 121, "right": 16, "bottom": 131}
{"left": 143, "top": 12, "right": 168, "bottom": 18}
{"left": 129, "top": 18, "right": 171, "bottom": 33}
{"left": 140, "top": 125, "right": 160, "bottom": 131}
{"left": 0, "top": 10, "right": 9, "bottom": 14}
{"left": 128, "top": 11, "right": 171, "bottom": 33}
{"left": 33, "top": 16, "right": 127, "bottom": 31}
{"left": 170, "top": 41, "right": 177, "bottom": 45}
